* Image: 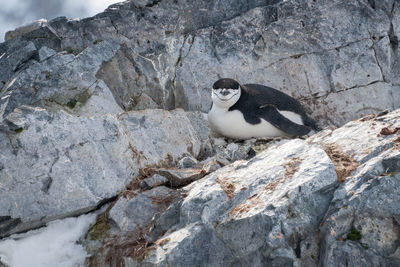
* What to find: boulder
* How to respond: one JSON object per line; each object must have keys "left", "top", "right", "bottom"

{"left": 125, "top": 139, "right": 338, "bottom": 266}
{"left": 108, "top": 186, "right": 178, "bottom": 233}
{"left": 311, "top": 110, "right": 400, "bottom": 266}
{"left": 0, "top": 39, "right": 120, "bottom": 131}
{"left": 5, "top": 19, "right": 49, "bottom": 41}
{"left": 89, "top": 109, "right": 400, "bottom": 266}
{"left": 139, "top": 174, "right": 169, "bottom": 190}
{"left": 0, "top": 108, "right": 210, "bottom": 238}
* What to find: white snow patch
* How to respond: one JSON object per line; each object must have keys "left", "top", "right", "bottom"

{"left": 0, "top": 213, "right": 97, "bottom": 267}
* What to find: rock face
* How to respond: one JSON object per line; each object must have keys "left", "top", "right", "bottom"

{"left": 138, "top": 139, "right": 338, "bottom": 267}
{"left": 1, "top": 0, "right": 400, "bottom": 126}
{"left": 89, "top": 109, "right": 399, "bottom": 267}
{"left": 0, "top": 108, "right": 210, "bottom": 238}
{"left": 1, "top": 0, "right": 400, "bottom": 266}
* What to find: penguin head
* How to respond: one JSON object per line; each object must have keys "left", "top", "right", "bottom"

{"left": 211, "top": 78, "right": 241, "bottom": 108}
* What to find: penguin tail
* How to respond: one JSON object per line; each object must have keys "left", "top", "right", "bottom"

{"left": 304, "top": 116, "right": 321, "bottom": 132}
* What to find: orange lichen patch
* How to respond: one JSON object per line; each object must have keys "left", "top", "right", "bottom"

{"left": 379, "top": 127, "right": 400, "bottom": 136}
{"left": 228, "top": 194, "right": 263, "bottom": 218}
{"left": 277, "top": 232, "right": 283, "bottom": 239}
{"left": 263, "top": 178, "right": 285, "bottom": 192}
{"left": 322, "top": 143, "right": 358, "bottom": 183}
{"left": 215, "top": 178, "right": 236, "bottom": 199}
{"left": 330, "top": 228, "right": 337, "bottom": 237}
{"left": 283, "top": 156, "right": 302, "bottom": 179}
{"left": 263, "top": 157, "right": 302, "bottom": 192}
{"left": 268, "top": 232, "right": 284, "bottom": 240}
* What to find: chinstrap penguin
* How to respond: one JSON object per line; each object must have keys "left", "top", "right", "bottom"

{"left": 207, "top": 78, "right": 319, "bottom": 139}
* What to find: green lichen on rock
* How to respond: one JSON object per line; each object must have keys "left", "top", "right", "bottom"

{"left": 346, "top": 228, "right": 362, "bottom": 241}
{"left": 14, "top": 128, "right": 24, "bottom": 133}
{"left": 65, "top": 47, "right": 80, "bottom": 55}
{"left": 66, "top": 99, "right": 78, "bottom": 109}
{"left": 44, "top": 71, "right": 51, "bottom": 80}
{"left": 360, "top": 242, "right": 369, "bottom": 249}
{"left": 87, "top": 205, "right": 113, "bottom": 241}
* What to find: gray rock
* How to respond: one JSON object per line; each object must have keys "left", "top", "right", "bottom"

{"left": 156, "top": 167, "right": 207, "bottom": 187}
{"left": 329, "top": 39, "right": 383, "bottom": 90}
{"left": 139, "top": 174, "right": 169, "bottom": 190}
{"left": 108, "top": 186, "right": 177, "bottom": 233}
{"left": 393, "top": 2, "right": 400, "bottom": 39}
{"left": 211, "top": 137, "right": 281, "bottom": 164}
{"left": 0, "top": 0, "right": 400, "bottom": 265}
{"left": 0, "top": 107, "right": 134, "bottom": 238}
{"left": 309, "top": 108, "right": 400, "bottom": 163}
{"left": 2, "top": 19, "right": 61, "bottom": 58}
{"left": 186, "top": 111, "right": 213, "bottom": 159}
{"left": 177, "top": 156, "right": 198, "bottom": 169}
{"left": 0, "top": 41, "right": 38, "bottom": 91}
{"left": 0, "top": 0, "right": 395, "bottom": 128}
{"left": 95, "top": 44, "right": 174, "bottom": 111}
{"left": 75, "top": 80, "right": 124, "bottom": 116}
{"left": 96, "top": 109, "right": 400, "bottom": 266}
{"left": 198, "top": 156, "right": 224, "bottom": 174}
{"left": 129, "top": 139, "right": 338, "bottom": 266}
{"left": 0, "top": 39, "right": 120, "bottom": 132}
{"left": 117, "top": 109, "right": 204, "bottom": 166}
{"left": 6, "top": 42, "right": 37, "bottom": 71}
{"left": 310, "top": 109, "right": 400, "bottom": 266}
{"left": 49, "top": 15, "right": 121, "bottom": 55}
{"left": 0, "top": 108, "right": 209, "bottom": 238}
{"left": 173, "top": 0, "right": 395, "bottom": 120}
{"left": 5, "top": 19, "right": 48, "bottom": 41}
{"left": 37, "top": 46, "right": 57, "bottom": 62}
{"left": 320, "top": 149, "right": 400, "bottom": 266}
{"left": 225, "top": 143, "right": 240, "bottom": 159}
{"left": 307, "top": 82, "right": 399, "bottom": 127}
{"left": 146, "top": 223, "right": 240, "bottom": 266}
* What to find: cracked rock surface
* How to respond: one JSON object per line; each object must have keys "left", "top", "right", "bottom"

{"left": 90, "top": 109, "right": 400, "bottom": 267}
{"left": 1, "top": 0, "right": 399, "bottom": 126}
{"left": 0, "top": 108, "right": 210, "bottom": 238}
{"left": 0, "top": 0, "right": 400, "bottom": 266}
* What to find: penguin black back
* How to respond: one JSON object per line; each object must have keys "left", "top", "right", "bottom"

{"left": 230, "top": 83, "right": 319, "bottom": 131}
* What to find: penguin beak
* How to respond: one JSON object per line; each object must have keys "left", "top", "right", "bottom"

{"left": 221, "top": 89, "right": 230, "bottom": 96}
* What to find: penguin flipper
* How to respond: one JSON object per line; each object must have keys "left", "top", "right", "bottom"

{"left": 257, "top": 105, "right": 311, "bottom": 136}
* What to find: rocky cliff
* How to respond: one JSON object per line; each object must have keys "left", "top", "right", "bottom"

{"left": 0, "top": 0, "right": 400, "bottom": 266}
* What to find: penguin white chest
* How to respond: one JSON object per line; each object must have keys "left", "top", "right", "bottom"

{"left": 208, "top": 105, "right": 296, "bottom": 139}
